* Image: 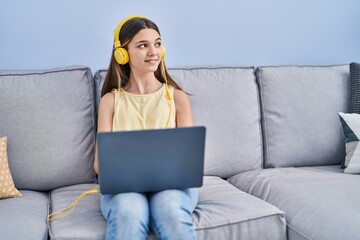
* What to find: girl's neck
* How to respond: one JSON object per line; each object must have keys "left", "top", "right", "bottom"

{"left": 125, "top": 72, "right": 162, "bottom": 95}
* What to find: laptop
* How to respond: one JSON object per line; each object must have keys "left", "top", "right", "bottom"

{"left": 97, "top": 126, "right": 206, "bottom": 194}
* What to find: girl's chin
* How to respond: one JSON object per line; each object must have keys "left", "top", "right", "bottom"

{"left": 146, "top": 64, "right": 160, "bottom": 71}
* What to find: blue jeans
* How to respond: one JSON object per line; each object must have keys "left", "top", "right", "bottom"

{"left": 100, "top": 188, "right": 198, "bottom": 240}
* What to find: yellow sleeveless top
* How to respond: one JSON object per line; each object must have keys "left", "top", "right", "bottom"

{"left": 112, "top": 84, "right": 176, "bottom": 131}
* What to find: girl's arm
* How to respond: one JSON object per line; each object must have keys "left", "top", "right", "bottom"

{"left": 94, "top": 92, "right": 115, "bottom": 174}
{"left": 173, "top": 89, "right": 194, "bottom": 127}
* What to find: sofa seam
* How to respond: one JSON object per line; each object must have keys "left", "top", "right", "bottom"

{"left": 168, "top": 66, "right": 255, "bottom": 72}
{"left": 49, "top": 237, "right": 103, "bottom": 240}
{"left": 286, "top": 223, "right": 312, "bottom": 240}
{"left": 254, "top": 67, "right": 265, "bottom": 169}
{"left": 95, "top": 64, "right": 349, "bottom": 72}
{"left": 195, "top": 212, "right": 286, "bottom": 233}
{"left": 93, "top": 66, "right": 255, "bottom": 75}
{"left": 93, "top": 71, "right": 100, "bottom": 133}
{"left": 47, "top": 190, "right": 55, "bottom": 239}
{"left": 256, "top": 67, "right": 269, "bottom": 169}
{"left": 0, "top": 65, "right": 90, "bottom": 76}
{"left": 257, "top": 63, "right": 348, "bottom": 69}
{"left": 85, "top": 68, "right": 98, "bottom": 184}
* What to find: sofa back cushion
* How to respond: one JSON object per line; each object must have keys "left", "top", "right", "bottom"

{"left": 94, "top": 66, "right": 263, "bottom": 178}
{"left": 0, "top": 66, "right": 96, "bottom": 191}
{"left": 257, "top": 65, "right": 349, "bottom": 168}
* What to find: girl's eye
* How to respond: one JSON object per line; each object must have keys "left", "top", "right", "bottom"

{"left": 139, "top": 44, "right": 147, "bottom": 49}
{"left": 155, "top": 42, "right": 161, "bottom": 48}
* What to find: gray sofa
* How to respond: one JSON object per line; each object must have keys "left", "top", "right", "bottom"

{"left": 0, "top": 64, "right": 359, "bottom": 240}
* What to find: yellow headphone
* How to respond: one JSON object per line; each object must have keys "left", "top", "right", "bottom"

{"left": 113, "top": 16, "right": 166, "bottom": 65}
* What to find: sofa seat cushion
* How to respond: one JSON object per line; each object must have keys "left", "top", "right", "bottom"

{"left": 49, "top": 177, "right": 286, "bottom": 240}
{"left": 194, "top": 176, "right": 286, "bottom": 240}
{"left": 228, "top": 167, "right": 360, "bottom": 240}
{"left": 49, "top": 183, "right": 105, "bottom": 240}
{"left": 0, "top": 190, "right": 49, "bottom": 240}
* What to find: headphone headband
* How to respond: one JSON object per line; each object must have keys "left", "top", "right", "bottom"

{"left": 114, "top": 15, "right": 144, "bottom": 49}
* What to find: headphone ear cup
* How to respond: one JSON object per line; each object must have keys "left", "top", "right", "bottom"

{"left": 114, "top": 47, "right": 129, "bottom": 65}
{"left": 161, "top": 45, "right": 166, "bottom": 59}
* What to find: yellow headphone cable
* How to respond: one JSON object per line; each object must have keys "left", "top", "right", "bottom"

{"left": 47, "top": 186, "right": 99, "bottom": 222}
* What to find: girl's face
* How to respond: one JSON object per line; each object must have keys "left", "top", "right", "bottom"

{"left": 127, "top": 28, "right": 163, "bottom": 75}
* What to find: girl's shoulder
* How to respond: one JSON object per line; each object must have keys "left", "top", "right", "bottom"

{"left": 173, "top": 88, "right": 190, "bottom": 106}
{"left": 99, "top": 92, "right": 115, "bottom": 111}
{"left": 101, "top": 91, "right": 115, "bottom": 101}
{"left": 173, "top": 88, "right": 188, "bottom": 98}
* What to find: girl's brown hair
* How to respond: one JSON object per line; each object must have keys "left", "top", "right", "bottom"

{"left": 101, "top": 17, "right": 182, "bottom": 98}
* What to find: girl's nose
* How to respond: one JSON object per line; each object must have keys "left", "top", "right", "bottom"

{"left": 148, "top": 46, "right": 157, "bottom": 56}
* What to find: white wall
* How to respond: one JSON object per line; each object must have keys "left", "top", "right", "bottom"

{"left": 0, "top": 0, "right": 359, "bottom": 72}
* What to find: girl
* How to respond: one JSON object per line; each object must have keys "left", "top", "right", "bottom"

{"left": 93, "top": 16, "right": 198, "bottom": 240}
